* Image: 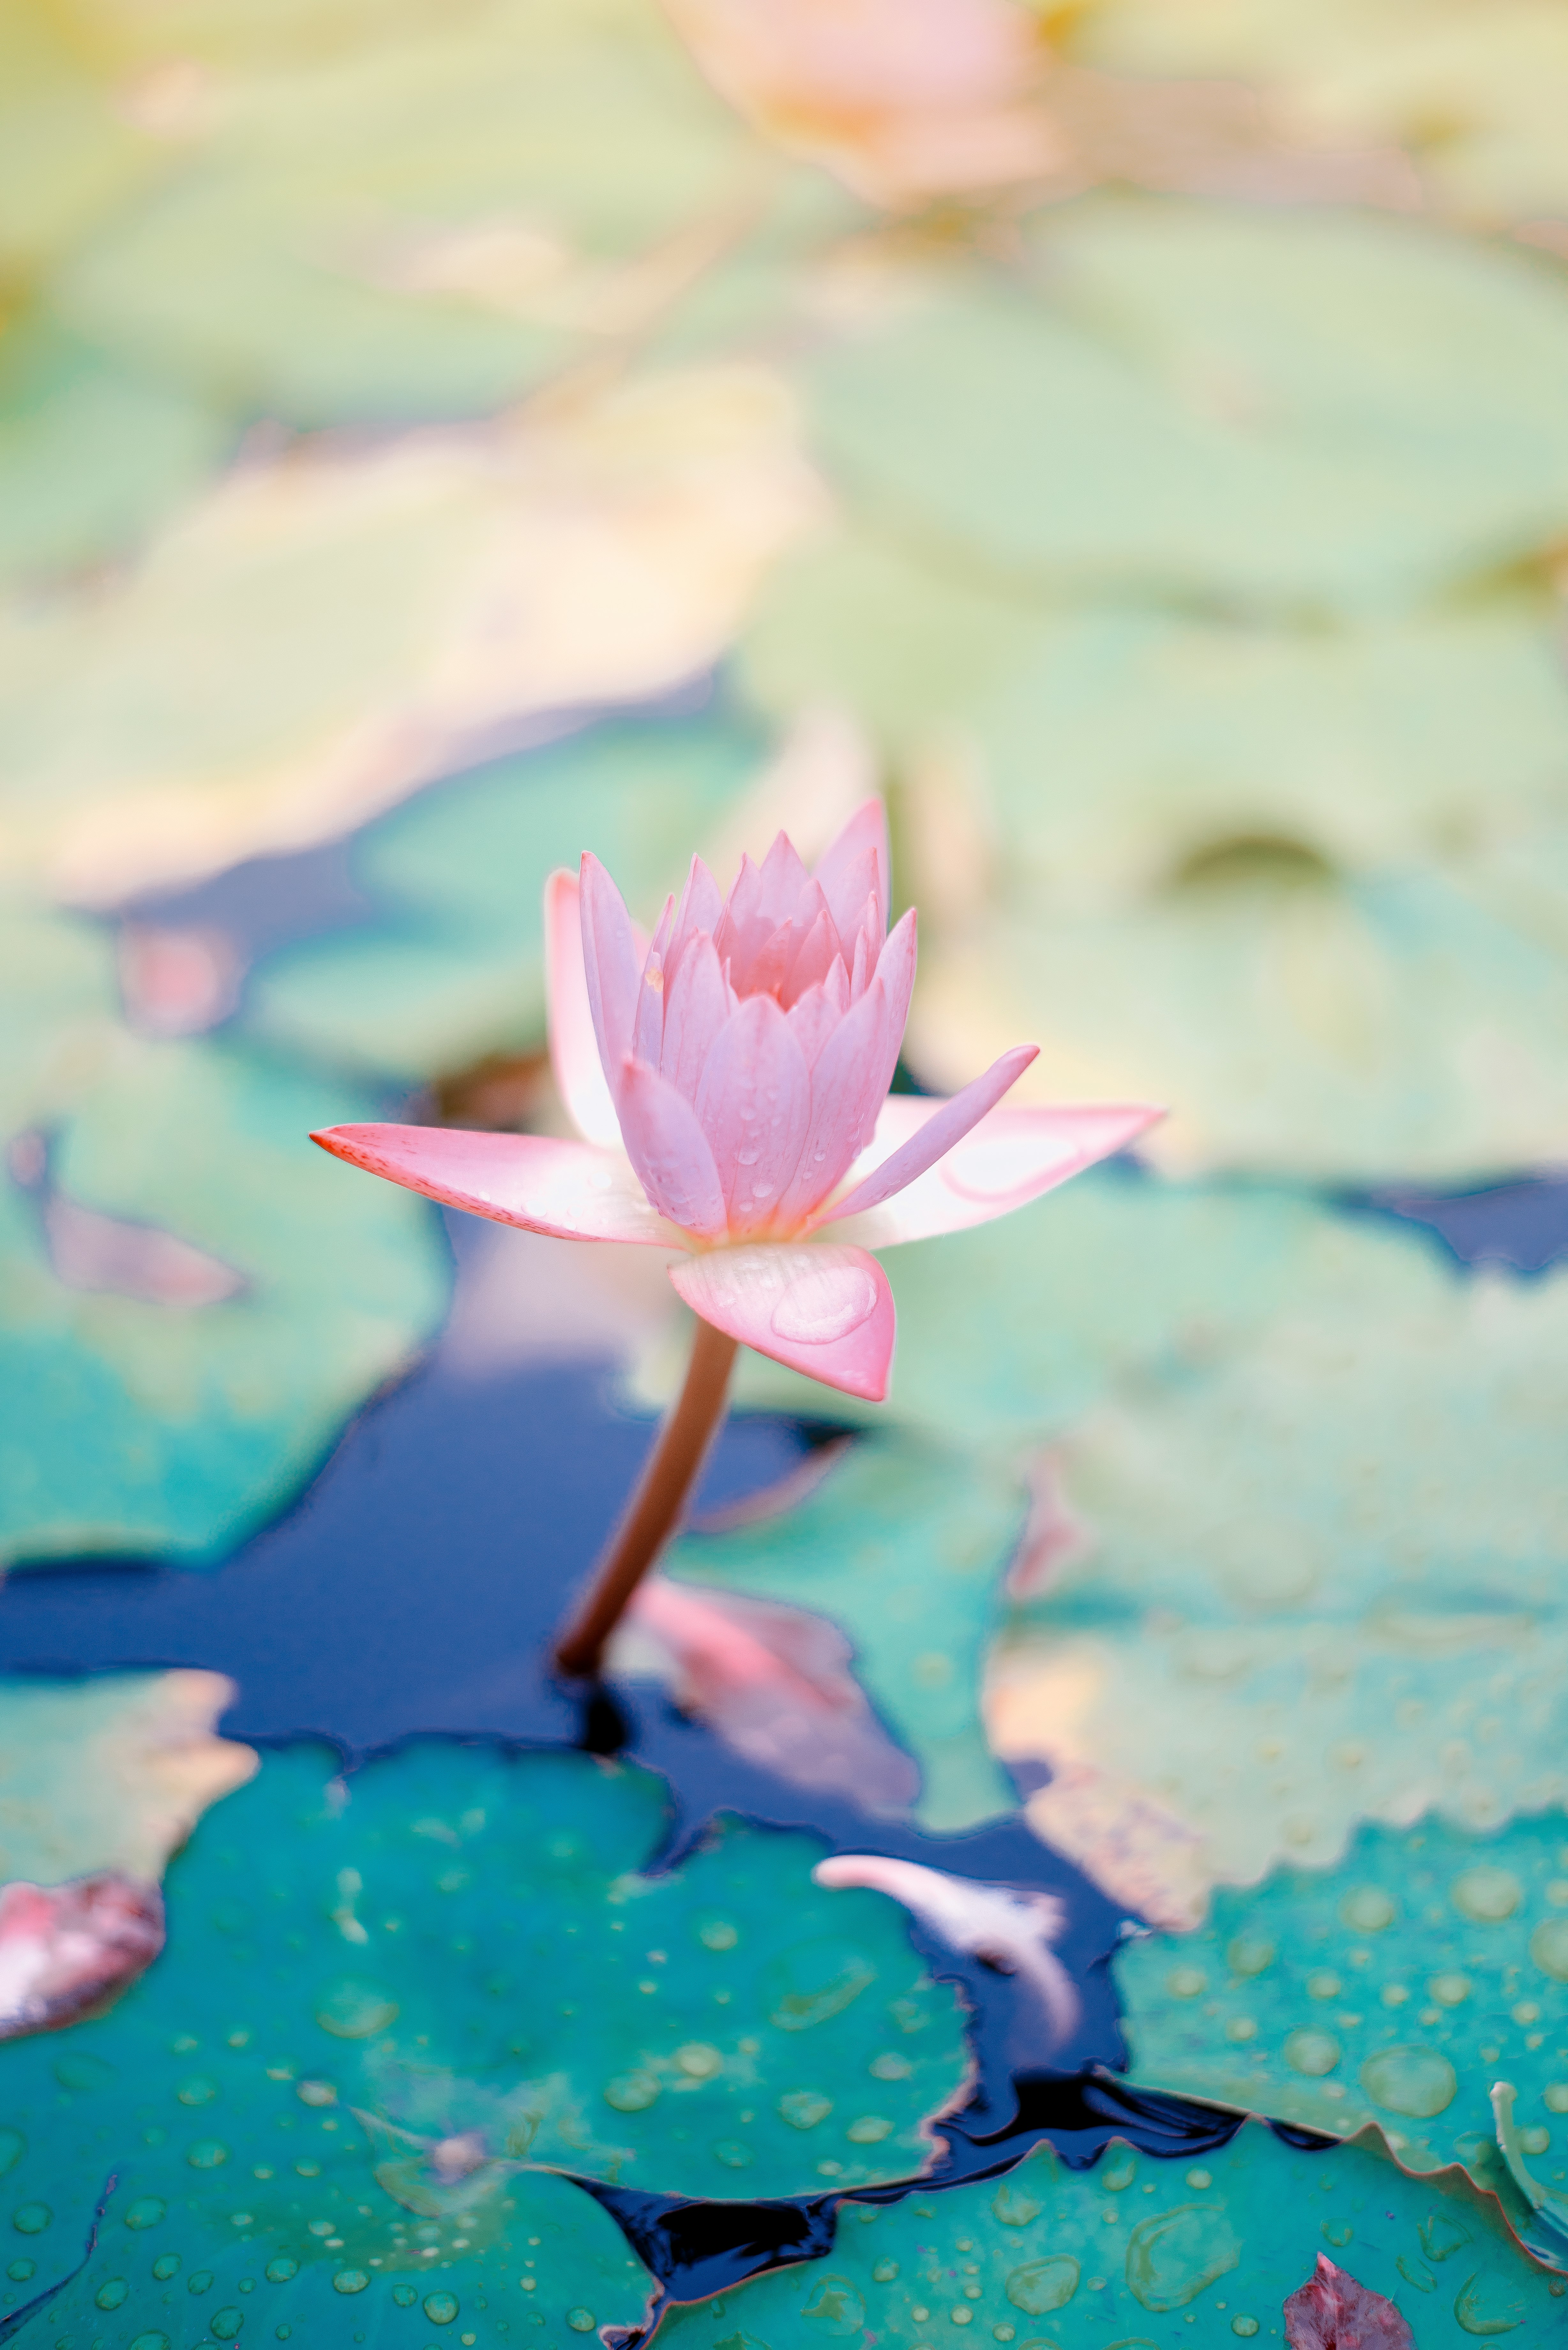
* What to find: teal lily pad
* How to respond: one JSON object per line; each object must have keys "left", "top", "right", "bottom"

{"left": 52, "top": 0, "right": 758, "bottom": 425}
{"left": 245, "top": 709, "right": 769, "bottom": 1083}
{"left": 664, "top": 1435, "right": 1025, "bottom": 1834}
{"left": 0, "top": 1743, "right": 971, "bottom": 2264}
{"left": 0, "top": 908, "right": 448, "bottom": 1566}
{"left": 1116, "top": 1810, "right": 1568, "bottom": 2199}
{"left": 653, "top": 2117, "right": 1564, "bottom": 2348}
{"left": 983, "top": 1218, "right": 1568, "bottom": 1927}
{"left": 807, "top": 198, "right": 1568, "bottom": 614}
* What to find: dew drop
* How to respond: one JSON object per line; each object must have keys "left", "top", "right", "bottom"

{"left": 1452, "top": 1868, "right": 1522, "bottom": 1923}
{"left": 675, "top": 2043, "right": 722, "bottom": 2079}
{"left": 124, "top": 2197, "right": 166, "bottom": 2230}
{"left": 5, "top": 2262, "right": 33, "bottom": 2283}
{"left": 991, "top": 2182, "right": 1042, "bottom": 2227}
{"left": 0, "top": 2133, "right": 22, "bottom": 2179}
{"left": 1167, "top": 1969, "right": 1206, "bottom": 1999}
{"left": 96, "top": 2280, "right": 129, "bottom": 2310}
{"left": 604, "top": 2072, "right": 659, "bottom": 2113}
{"left": 1231, "top": 2320, "right": 1259, "bottom": 2339}
{"left": 1528, "top": 1919, "right": 1568, "bottom": 1982}
{"left": 1360, "top": 2045, "right": 1458, "bottom": 2119}
{"left": 779, "top": 2090, "right": 833, "bottom": 2130}
{"left": 1124, "top": 2207, "right": 1240, "bottom": 2312}
{"left": 1398, "top": 2255, "right": 1435, "bottom": 2292}
{"left": 130, "top": 2335, "right": 170, "bottom": 2350}
{"left": 1322, "top": 2222, "right": 1353, "bottom": 2248}
{"left": 190, "top": 2272, "right": 215, "bottom": 2294}
{"left": 152, "top": 2256, "right": 180, "bottom": 2281}
{"left": 296, "top": 2081, "right": 336, "bottom": 2108}
{"left": 1103, "top": 2153, "right": 1137, "bottom": 2191}
{"left": 713, "top": 2141, "right": 753, "bottom": 2168}
{"left": 1306, "top": 1972, "right": 1341, "bottom": 2000}
{"left": 210, "top": 2310, "right": 245, "bottom": 2340}
{"left": 873, "top": 2260, "right": 899, "bottom": 2283}
{"left": 769, "top": 1267, "right": 877, "bottom": 1346}
{"left": 315, "top": 1979, "right": 400, "bottom": 2039}
{"left": 846, "top": 2116, "right": 893, "bottom": 2143}
{"left": 424, "top": 2294, "right": 460, "bottom": 2325}
{"left": 1429, "top": 1972, "right": 1472, "bottom": 2006}
{"left": 1420, "top": 2213, "right": 1473, "bottom": 2263}
{"left": 392, "top": 2286, "right": 418, "bottom": 2308}
{"left": 11, "top": 2205, "right": 49, "bottom": 2235}
{"left": 1340, "top": 1888, "right": 1396, "bottom": 1933}
{"left": 566, "top": 2311, "right": 596, "bottom": 2334}
{"left": 869, "top": 2052, "right": 911, "bottom": 2081}
{"left": 1284, "top": 2030, "right": 1341, "bottom": 2078}
{"left": 697, "top": 1919, "right": 738, "bottom": 1952}
{"left": 187, "top": 2141, "right": 229, "bottom": 2168}
{"left": 265, "top": 2260, "right": 298, "bottom": 2284}
{"left": 54, "top": 2055, "right": 115, "bottom": 2093}
{"left": 1226, "top": 1938, "right": 1275, "bottom": 1978}
{"left": 177, "top": 2077, "right": 218, "bottom": 2107}
{"left": 334, "top": 2271, "right": 370, "bottom": 2295}
{"left": 1005, "top": 2256, "right": 1080, "bottom": 2315}
{"left": 1544, "top": 2083, "right": 1568, "bottom": 2114}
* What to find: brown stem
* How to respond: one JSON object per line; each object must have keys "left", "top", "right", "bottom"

{"left": 554, "top": 1315, "right": 739, "bottom": 1680}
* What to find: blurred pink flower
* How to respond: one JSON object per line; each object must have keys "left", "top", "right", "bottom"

{"left": 314, "top": 801, "right": 1159, "bottom": 1402}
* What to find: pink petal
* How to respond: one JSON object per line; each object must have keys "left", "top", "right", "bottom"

{"left": 615, "top": 1058, "right": 728, "bottom": 1238}
{"left": 813, "top": 1044, "right": 1038, "bottom": 1227}
{"left": 670, "top": 1241, "right": 895, "bottom": 1401}
{"left": 660, "top": 931, "right": 733, "bottom": 1103}
{"left": 666, "top": 855, "right": 724, "bottom": 988}
{"left": 545, "top": 871, "right": 624, "bottom": 1149}
{"left": 821, "top": 1101, "right": 1165, "bottom": 1247}
{"left": 579, "top": 853, "right": 645, "bottom": 1101}
{"left": 849, "top": 922, "right": 869, "bottom": 1002}
{"left": 786, "top": 973, "right": 847, "bottom": 1069}
{"left": 754, "top": 829, "right": 812, "bottom": 922}
{"left": 814, "top": 798, "right": 890, "bottom": 945}
{"left": 312, "top": 1123, "right": 679, "bottom": 1243}
{"left": 1284, "top": 2257, "right": 1414, "bottom": 2350}
{"left": 0, "top": 1873, "right": 164, "bottom": 2040}
{"left": 694, "top": 993, "right": 811, "bottom": 1236}
{"left": 780, "top": 896, "right": 840, "bottom": 1007}
{"left": 632, "top": 893, "right": 676, "bottom": 1068}
{"left": 773, "top": 913, "right": 914, "bottom": 1227}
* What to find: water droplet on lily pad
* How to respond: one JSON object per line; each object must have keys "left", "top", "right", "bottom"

{"left": 0, "top": 2133, "right": 22, "bottom": 2178}
{"left": 1454, "top": 2270, "right": 1527, "bottom": 2334}
{"left": 1284, "top": 2030, "right": 1341, "bottom": 2077}
{"left": 11, "top": 2204, "right": 50, "bottom": 2234}
{"left": 54, "top": 2054, "right": 115, "bottom": 2092}
{"left": 424, "top": 2293, "right": 459, "bottom": 2324}
{"left": 152, "top": 2256, "right": 180, "bottom": 2281}
{"left": 675, "top": 2042, "right": 722, "bottom": 2079}
{"left": 1452, "top": 1868, "right": 1522, "bottom": 1923}
{"left": 265, "top": 2260, "right": 297, "bottom": 2284}
{"left": 603, "top": 2071, "right": 659, "bottom": 2113}
{"left": 697, "top": 1917, "right": 738, "bottom": 1951}
{"left": 124, "top": 2197, "right": 165, "bottom": 2229}
{"left": 1528, "top": 1918, "right": 1568, "bottom": 1981}
{"left": 991, "top": 2181, "right": 1042, "bottom": 2226}
{"left": 566, "top": 2310, "right": 596, "bottom": 2334}
{"left": 187, "top": 2139, "right": 229, "bottom": 2166}
{"left": 846, "top": 2115, "right": 893, "bottom": 2143}
{"left": 1360, "top": 2045, "right": 1458, "bottom": 2118}
{"left": 1005, "top": 2256, "right": 1080, "bottom": 2315}
{"left": 96, "top": 2280, "right": 129, "bottom": 2310}
{"left": 130, "top": 2334, "right": 169, "bottom": 2350}
{"left": 177, "top": 2075, "right": 218, "bottom": 2106}
{"left": 778, "top": 2090, "right": 832, "bottom": 2130}
{"left": 766, "top": 1940, "right": 875, "bottom": 2031}
{"left": 802, "top": 2276, "right": 865, "bottom": 2336}
{"left": 210, "top": 2310, "right": 244, "bottom": 2340}
{"left": 1340, "top": 1888, "right": 1396, "bottom": 1932}
{"left": 1226, "top": 1937, "right": 1275, "bottom": 1978}
{"left": 1232, "top": 2320, "right": 1259, "bottom": 2337}
{"left": 1429, "top": 1971, "right": 1472, "bottom": 2005}
{"left": 334, "top": 2270, "right": 369, "bottom": 2295}
{"left": 1125, "top": 2205, "right": 1240, "bottom": 2311}
{"left": 315, "top": 1978, "right": 400, "bottom": 2038}
{"left": 1421, "top": 2212, "right": 1473, "bottom": 2262}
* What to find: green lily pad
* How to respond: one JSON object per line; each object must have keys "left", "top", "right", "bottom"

{"left": 0, "top": 1673, "right": 254, "bottom": 1887}
{"left": 1116, "top": 1810, "right": 1568, "bottom": 2196}
{"left": 807, "top": 197, "right": 1568, "bottom": 614}
{"left": 0, "top": 9, "right": 160, "bottom": 276}
{"left": 664, "top": 1435, "right": 1025, "bottom": 1834}
{"left": 984, "top": 1222, "right": 1568, "bottom": 1926}
{"left": 52, "top": 0, "right": 757, "bottom": 425}
{"left": 0, "top": 1743, "right": 970, "bottom": 2257}
{"left": 0, "top": 321, "right": 231, "bottom": 588}
{"left": 0, "top": 906, "right": 448, "bottom": 1567}
{"left": 653, "top": 2117, "right": 1564, "bottom": 2349}
{"left": 245, "top": 708, "right": 768, "bottom": 1082}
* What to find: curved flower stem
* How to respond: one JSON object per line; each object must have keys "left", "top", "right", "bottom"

{"left": 554, "top": 1315, "right": 740, "bottom": 1680}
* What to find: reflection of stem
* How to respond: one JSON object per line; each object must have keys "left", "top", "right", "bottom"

{"left": 554, "top": 1316, "right": 738, "bottom": 1680}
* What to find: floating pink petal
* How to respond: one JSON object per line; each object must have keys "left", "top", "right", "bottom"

{"left": 0, "top": 1873, "right": 165, "bottom": 2039}
{"left": 670, "top": 1241, "right": 894, "bottom": 1400}
{"left": 1284, "top": 2256, "right": 1414, "bottom": 2350}
{"left": 311, "top": 1124, "right": 679, "bottom": 1245}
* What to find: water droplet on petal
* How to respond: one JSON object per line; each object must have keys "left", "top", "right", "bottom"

{"left": 770, "top": 1265, "right": 877, "bottom": 1346}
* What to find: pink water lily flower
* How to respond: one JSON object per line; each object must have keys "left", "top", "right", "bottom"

{"left": 313, "top": 800, "right": 1160, "bottom": 1403}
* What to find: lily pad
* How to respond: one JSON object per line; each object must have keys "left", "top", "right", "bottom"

{"left": 652, "top": 2117, "right": 1564, "bottom": 2347}
{"left": 0, "top": 364, "right": 814, "bottom": 908}
{"left": 662, "top": 1436, "right": 1025, "bottom": 1834}
{"left": 0, "top": 1743, "right": 971, "bottom": 2240}
{"left": 0, "top": 908, "right": 449, "bottom": 1567}
{"left": 0, "top": 1673, "right": 254, "bottom": 1889}
{"left": 984, "top": 1219, "right": 1568, "bottom": 1926}
{"left": 245, "top": 707, "right": 768, "bottom": 1082}
{"left": 1116, "top": 1809, "right": 1568, "bottom": 2196}
{"left": 806, "top": 197, "right": 1568, "bottom": 615}
{"left": 52, "top": 0, "right": 759, "bottom": 425}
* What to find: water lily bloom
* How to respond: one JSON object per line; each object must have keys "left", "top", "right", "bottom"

{"left": 313, "top": 800, "right": 1160, "bottom": 1405}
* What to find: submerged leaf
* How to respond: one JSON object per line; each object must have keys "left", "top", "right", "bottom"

{"left": 1285, "top": 2254, "right": 1415, "bottom": 2349}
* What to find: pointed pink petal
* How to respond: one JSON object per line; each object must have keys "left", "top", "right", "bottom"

{"left": 670, "top": 1242, "right": 894, "bottom": 1401}
{"left": 849, "top": 923, "right": 869, "bottom": 1003}
{"left": 666, "top": 855, "right": 724, "bottom": 987}
{"left": 772, "top": 914, "right": 913, "bottom": 1228}
{"left": 813, "top": 799, "right": 890, "bottom": 945}
{"left": 616, "top": 1057, "right": 728, "bottom": 1238}
{"left": 694, "top": 994, "right": 811, "bottom": 1236}
{"left": 813, "top": 1045, "right": 1038, "bottom": 1227}
{"left": 1284, "top": 2256, "right": 1413, "bottom": 2350}
{"left": 312, "top": 1124, "right": 678, "bottom": 1243}
{"left": 780, "top": 897, "right": 840, "bottom": 1008}
{"left": 820, "top": 1101, "right": 1165, "bottom": 1248}
{"left": 786, "top": 974, "right": 846, "bottom": 1070}
{"left": 660, "top": 931, "right": 733, "bottom": 1103}
{"left": 632, "top": 894, "right": 676, "bottom": 1068}
{"left": 579, "top": 853, "right": 643, "bottom": 1100}
{"left": 755, "top": 829, "right": 812, "bottom": 922}
{"left": 544, "top": 872, "right": 625, "bottom": 1149}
